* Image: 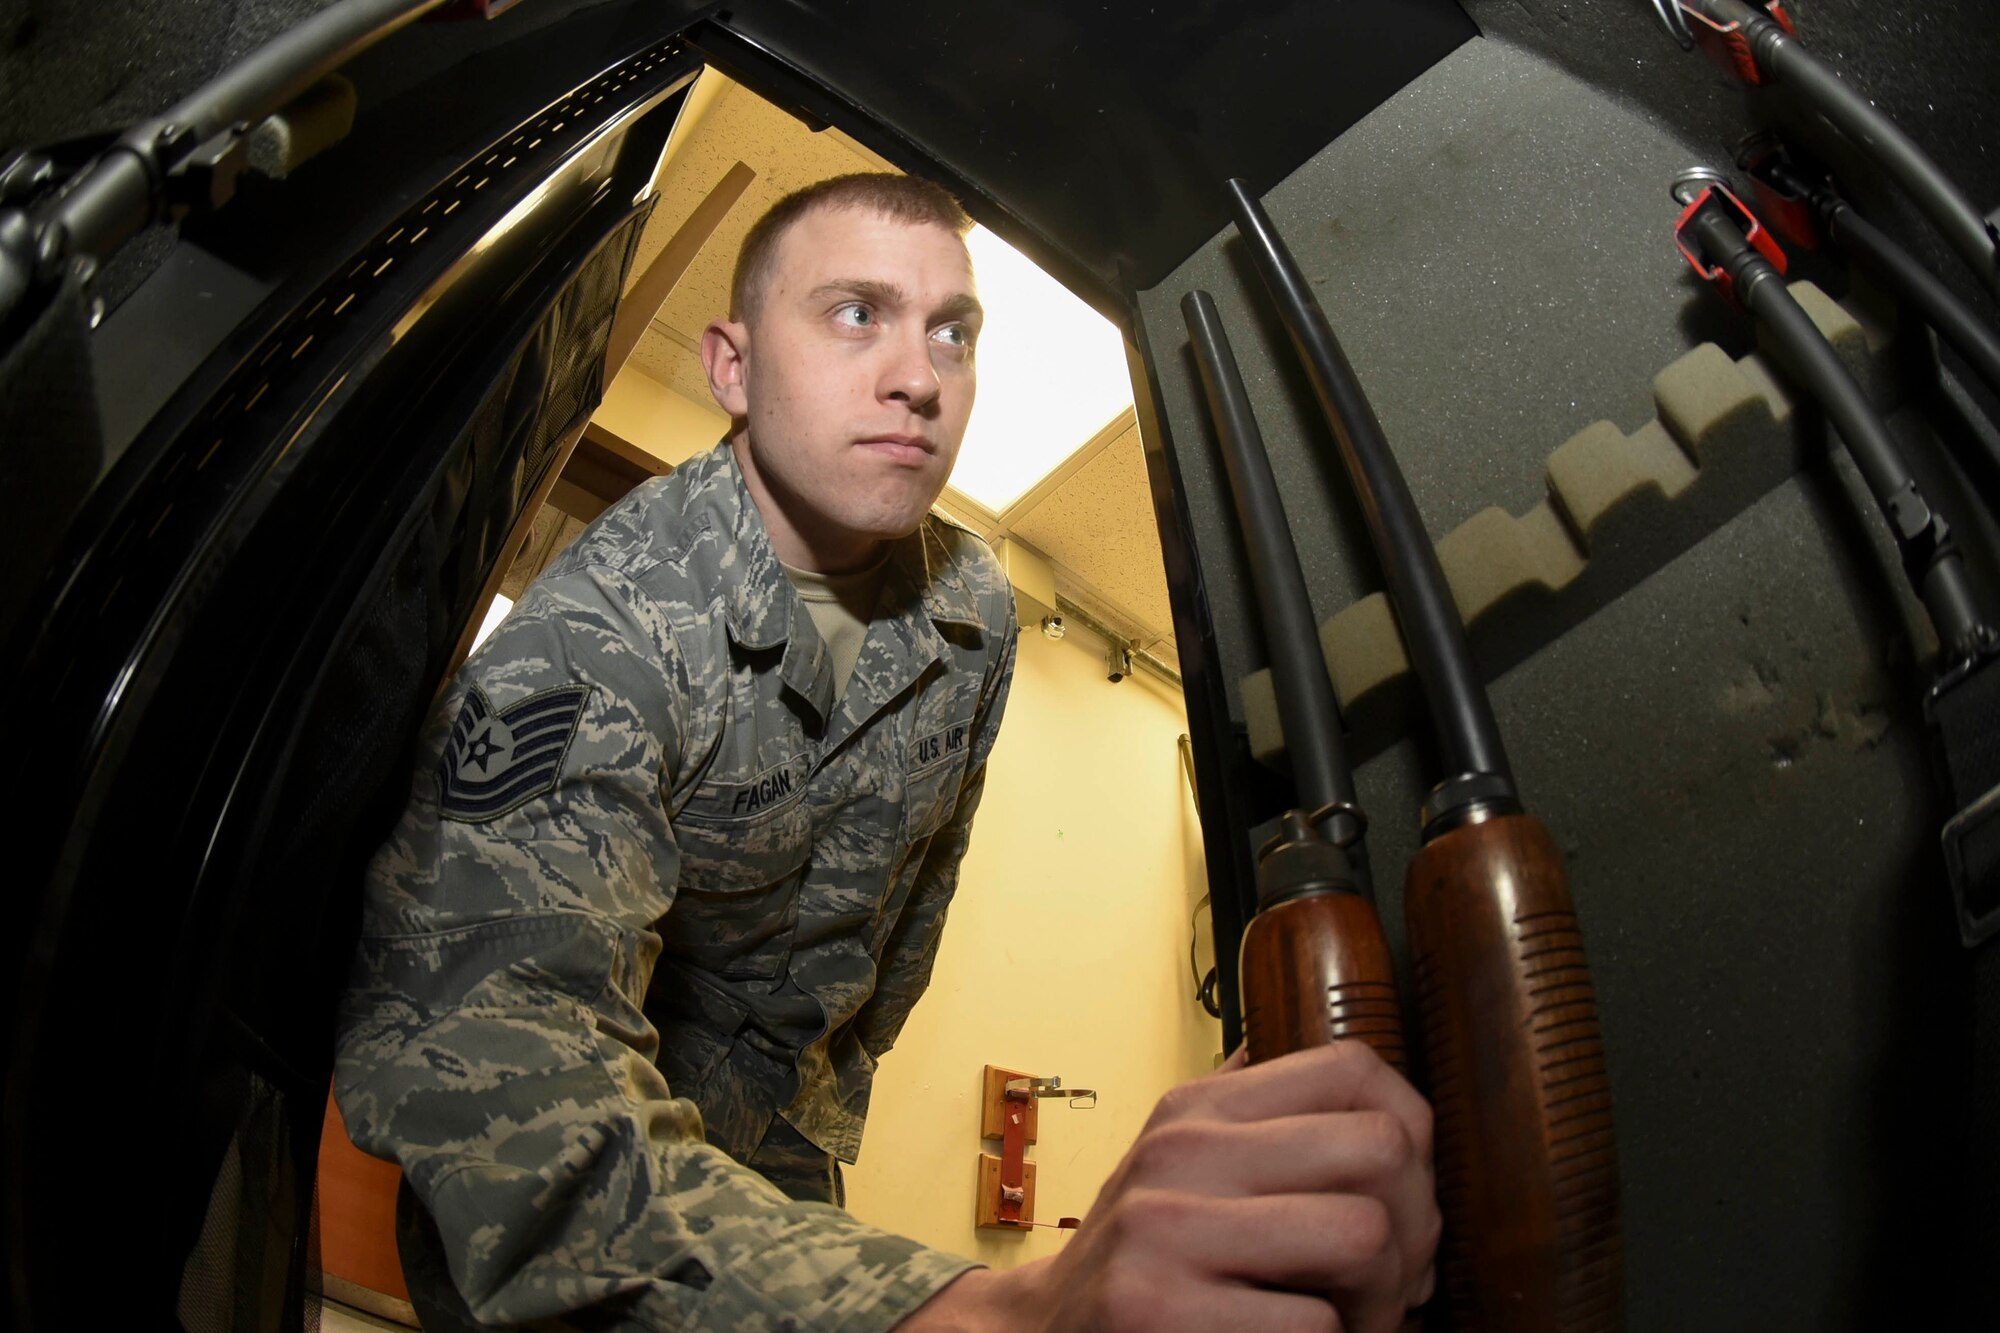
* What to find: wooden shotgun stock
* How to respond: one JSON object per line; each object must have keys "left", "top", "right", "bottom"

{"left": 1179, "top": 290, "right": 1408, "bottom": 1079}
{"left": 1405, "top": 813, "right": 1620, "bottom": 1330}
{"left": 1240, "top": 819, "right": 1407, "bottom": 1072}
{"left": 1241, "top": 892, "right": 1407, "bottom": 1069}
{"left": 1222, "top": 177, "right": 1622, "bottom": 1329}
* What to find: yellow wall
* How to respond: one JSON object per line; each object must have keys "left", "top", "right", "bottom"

{"left": 594, "top": 366, "right": 730, "bottom": 466}
{"left": 841, "top": 624, "right": 1221, "bottom": 1268}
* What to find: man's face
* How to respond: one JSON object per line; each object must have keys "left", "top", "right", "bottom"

{"left": 702, "top": 206, "right": 981, "bottom": 568}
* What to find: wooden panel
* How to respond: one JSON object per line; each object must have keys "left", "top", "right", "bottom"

{"left": 583, "top": 419, "right": 674, "bottom": 479}
{"left": 548, "top": 476, "right": 610, "bottom": 525}
{"left": 314, "top": 1092, "right": 411, "bottom": 1307}
{"left": 975, "top": 1153, "right": 1038, "bottom": 1231}
{"left": 498, "top": 503, "right": 587, "bottom": 600}
{"left": 550, "top": 425, "right": 670, "bottom": 523}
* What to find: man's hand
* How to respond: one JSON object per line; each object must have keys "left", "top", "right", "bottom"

{"left": 902, "top": 1041, "right": 1437, "bottom": 1333}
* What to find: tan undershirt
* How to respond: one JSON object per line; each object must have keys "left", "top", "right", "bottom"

{"left": 781, "top": 554, "right": 889, "bottom": 697}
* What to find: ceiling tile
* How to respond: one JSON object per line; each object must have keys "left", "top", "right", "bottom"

{"left": 1009, "top": 425, "right": 1176, "bottom": 650}
{"left": 653, "top": 78, "right": 884, "bottom": 342}
{"left": 628, "top": 324, "right": 716, "bottom": 408}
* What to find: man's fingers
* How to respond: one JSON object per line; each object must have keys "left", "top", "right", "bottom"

{"left": 1116, "top": 1110, "right": 1436, "bottom": 1285}
{"left": 1077, "top": 1044, "right": 1439, "bottom": 1332}
{"left": 1109, "top": 1189, "right": 1403, "bottom": 1303}
{"left": 1176, "top": 1041, "right": 1432, "bottom": 1158}
{"left": 1128, "top": 1111, "right": 1417, "bottom": 1196}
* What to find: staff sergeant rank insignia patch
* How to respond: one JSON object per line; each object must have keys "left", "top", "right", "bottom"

{"left": 436, "top": 683, "right": 591, "bottom": 822}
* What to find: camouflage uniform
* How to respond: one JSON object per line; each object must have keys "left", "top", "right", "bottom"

{"left": 334, "top": 440, "right": 1018, "bottom": 1330}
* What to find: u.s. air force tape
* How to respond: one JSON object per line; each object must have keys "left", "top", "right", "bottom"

{"left": 909, "top": 719, "right": 970, "bottom": 772}
{"left": 436, "top": 683, "right": 592, "bottom": 822}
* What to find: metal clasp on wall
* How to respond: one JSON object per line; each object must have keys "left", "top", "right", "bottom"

{"left": 977, "top": 1066, "right": 1095, "bottom": 1230}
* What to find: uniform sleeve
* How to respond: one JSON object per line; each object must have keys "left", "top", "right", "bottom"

{"left": 856, "top": 613, "right": 1019, "bottom": 1060}
{"left": 334, "top": 564, "right": 976, "bottom": 1332}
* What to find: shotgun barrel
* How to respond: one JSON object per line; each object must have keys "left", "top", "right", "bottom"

{"left": 1681, "top": 0, "right": 2000, "bottom": 298}
{"left": 1677, "top": 177, "right": 2000, "bottom": 943}
{"left": 1182, "top": 289, "right": 1405, "bottom": 1071}
{"left": 1744, "top": 146, "right": 2000, "bottom": 437}
{"left": 1679, "top": 186, "right": 1991, "bottom": 660}
{"left": 1226, "top": 177, "right": 1623, "bottom": 1331}
{"left": 1823, "top": 203, "right": 2000, "bottom": 410}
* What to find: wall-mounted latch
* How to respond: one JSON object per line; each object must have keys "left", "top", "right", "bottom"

{"left": 1005, "top": 1074, "right": 1098, "bottom": 1109}
{"left": 977, "top": 1065, "right": 1095, "bottom": 1230}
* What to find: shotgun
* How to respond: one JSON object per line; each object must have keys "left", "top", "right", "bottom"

{"left": 1182, "top": 289, "right": 1405, "bottom": 1071}
{"left": 1669, "top": 0, "right": 2000, "bottom": 298}
{"left": 1738, "top": 140, "right": 2000, "bottom": 415}
{"left": 1226, "top": 178, "right": 1623, "bottom": 1330}
{"left": 1674, "top": 173, "right": 2000, "bottom": 943}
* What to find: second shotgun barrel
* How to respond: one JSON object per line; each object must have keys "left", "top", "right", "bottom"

{"left": 1749, "top": 148, "right": 2000, "bottom": 441}
{"left": 1682, "top": 193, "right": 1991, "bottom": 660}
{"left": 1225, "top": 178, "right": 1622, "bottom": 1331}
{"left": 1183, "top": 289, "right": 1406, "bottom": 1072}
{"left": 1688, "top": 0, "right": 2000, "bottom": 298}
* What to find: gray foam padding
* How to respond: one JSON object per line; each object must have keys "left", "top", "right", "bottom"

{"left": 1461, "top": 0, "right": 2000, "bottom": 350}
{"left": 1139, "top": 35, "right": 1770, "bottom": 716}
{"left": 246, "top": 71, "right": 357, "bottom": 178}
{"left": 1240, "top": 282, "right": 1909, "bottom": 766}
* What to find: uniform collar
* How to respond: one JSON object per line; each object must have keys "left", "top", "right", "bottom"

{"left": 701, "top": 443, "right": 796, "bottom": 653}
{"left": 705, "top": 440, "right": 986, "bottom": 650}
{"left": 692, "top": 442, "right": 985, "bottom": 728}
{"left": 891, "top": 520, "right": 987, "bottom": 633}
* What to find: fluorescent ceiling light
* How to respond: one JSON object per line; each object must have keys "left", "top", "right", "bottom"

{"left": 945, "top": 226, "right": 1132, "bottom": 514}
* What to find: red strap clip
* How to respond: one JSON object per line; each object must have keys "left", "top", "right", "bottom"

{"left": 1679, "top": 1, "right": 1797, "bottom": 84}
{"left": 1674, "top": 183, "right": 1789, "bottom": 308}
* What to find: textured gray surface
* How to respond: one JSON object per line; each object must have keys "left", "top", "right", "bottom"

{"left": 1463, "top": 0, "right": 2000, "bottom": 322}
{"left": 1139, "top": 34, "right": 1756, "bottom": 708}
{"left": 1138, "top": 23, "right": 1983, "bottom": 1329}
{"left": 1352, "top": 473, "right": 1965, "bottom": 1330}
{"left": 1236, "top": 286, "right": 1909, "bottom": 765}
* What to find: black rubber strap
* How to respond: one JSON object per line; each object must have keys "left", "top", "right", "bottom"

{"left": 1929, "top": 656, "right": 2000, "bottom": 946}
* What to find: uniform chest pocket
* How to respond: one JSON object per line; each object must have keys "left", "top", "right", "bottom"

{"left": 666, "top": 753, "right": 813, "bottom": 981}
{"left": 905, "top": 715, "right": 975, "bottom": 841}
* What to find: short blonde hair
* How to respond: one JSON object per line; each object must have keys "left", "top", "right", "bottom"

{"left": 729, "top": 173, "right": 972, "bottom": 322}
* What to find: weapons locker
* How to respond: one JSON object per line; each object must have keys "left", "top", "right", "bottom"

{"left": 3, "top": 1, "right": 1995, "bottom": 1327}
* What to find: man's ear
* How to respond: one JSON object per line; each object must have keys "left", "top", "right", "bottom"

{"left": 700, "top": 318, "right": 751, "bottom": 418}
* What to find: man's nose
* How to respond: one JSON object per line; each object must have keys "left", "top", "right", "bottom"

{"left": 879, "top": 328, "right": 941, "bottom": 413}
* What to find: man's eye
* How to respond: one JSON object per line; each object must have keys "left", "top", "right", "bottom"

{"left": 834, "top": 303, "right": 874, "bottom": 328}
{"left": 932, "top": 323, "right": 972, "bottom": 350}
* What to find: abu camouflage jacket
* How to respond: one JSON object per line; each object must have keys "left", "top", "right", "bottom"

{"left": 334, "top": 440, "right": 1018, "bottom": 1329}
